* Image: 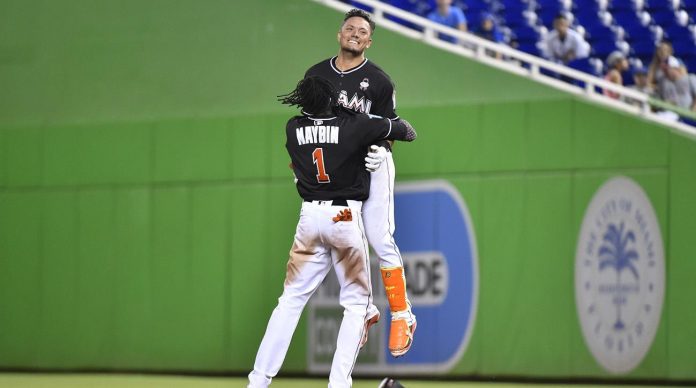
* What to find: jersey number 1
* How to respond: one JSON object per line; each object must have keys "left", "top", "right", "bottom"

{"left": 312, "top": 148, "right": 330, "bottom": 183}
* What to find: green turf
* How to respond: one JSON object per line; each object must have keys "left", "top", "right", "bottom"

{"left": 0, "top": 374, "right": 671, "bottom": 388}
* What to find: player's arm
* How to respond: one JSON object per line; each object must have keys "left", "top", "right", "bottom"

{"left": 382, "top": 117, "right": 417, "bottom": 142}
{"left": 362, "top": 115, "right": 416, "bottom": 172}
{"left": 372, "top": 77, "right": 399, "bottom": 120}
{"left": 361, "top": 115, "right": 417, "bottom": 144}
{"left": 370, "top": 76, "right": 401, "bottom": 151}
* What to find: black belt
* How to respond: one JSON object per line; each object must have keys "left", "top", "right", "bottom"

{"left": 305, "top": 199, "right": 349, "bottom": 206}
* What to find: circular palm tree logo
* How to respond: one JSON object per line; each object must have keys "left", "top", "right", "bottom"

{"left": 598, "top": 222, "right": 639, "bottom": 331}
{"left": 575, "top": 176, "right": 664, "bottom": 374}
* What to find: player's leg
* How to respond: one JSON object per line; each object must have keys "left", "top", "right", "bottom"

{"left": 380, "top": 266, "right": 416, "bottom": 357}
{"left": 248, "top": 206, "right": 332, "bottom": 388}
{"left": 325, "top": 203, "right": 372, "bottom": 388}
{"left": 361, "top": 152, "right": 416, "bottom": 357}
{"left": 362, "top": 152, "right": 403, "bottom": 269}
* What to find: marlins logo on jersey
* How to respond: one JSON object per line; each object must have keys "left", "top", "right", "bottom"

{"left": 337, "top": 90, "right": 372, "bottom": 114}
{"left": 305, "top": 57, "right": 398, "bottom": 119}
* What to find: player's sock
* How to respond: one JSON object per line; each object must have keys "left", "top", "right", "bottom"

{"left": 380, "top": 266, "right": 416, "bottom": 357}
{"left": 381, "top": 266, "right": 408, "bottom": 312}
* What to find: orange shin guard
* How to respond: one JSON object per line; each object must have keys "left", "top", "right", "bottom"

{"left": 380, "top": 266, "right": 408, "bottom": 312}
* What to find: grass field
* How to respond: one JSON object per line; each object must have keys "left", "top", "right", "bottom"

{"left": 0, "top": 374, "right": 671, "bottom": 388}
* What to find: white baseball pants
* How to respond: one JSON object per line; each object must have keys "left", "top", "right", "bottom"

{"left": 248, "top": 200, "right": 373, "bottom": 388}
{"left": 362, "top": 152, "right": 403, "bottom": 269}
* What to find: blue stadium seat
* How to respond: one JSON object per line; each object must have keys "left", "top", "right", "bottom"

{"left": 630, "top": 40, "right": 657, "bottom": 56}
{"left": 388, "top": 0, "right": 431, "bottom": 16}
{"left": 500, "top": 0, "right": 530, "bottom": 10}
{"left": 568, "top": 57, "right": 603, "bottom": 76}
{"left": 517, "top": 41, "right": 542, "bottom": 56}
{"left": 512, "top": 24, "right": 540, "bottom": 41}
{"left": 683, "top": 0, "right": 696, "bottom": 10}
{"left": 591, "top": 39, "right": 623, "bottom": 57}
{"left": 644, "top": 0, "right": 674, "bottom": 11}
{"left": 452, "top": 0, "right": 469, "bottom": 10}
{"left": 575, "top": 12, "right": 609, "bottom": 31}
{"left": 462, "top": 0, "right": 490, "bottom": 7}
{"left": 623, "top": 60, "right": 647, "bottom": 86}
{"left": 501, "top": 9, "right": 532, "bottom": 27}
{"left": 612, "top": 10, "right": 645, "bottom": 29}
{"left": 584, "top": 24, "right": 616, "bottom": 41}
{"left": 573, "top": 1, "right": 605, "bottom": 14}
{"left": 625, "top": 26, "right": 656, "bottom": 41}
{"left": 671, "top": 39, "right": 696, "bottom": 58}
{"left": 681, "top": 117, "right": 696, "bottom": 127}
{"left": 499, "top": 1, "right": 532, "bottom": 17}
{"left": 537, "top": 9, "right": 565, "bottom": 27}
{"left": 609, "top": 0, "right": 641, "bottom": 11}
{"left": 566, "top": 57, "right": 604, "bottom": 90}
{"left": 664, "top": 25, "right": 693, "bottom": 41}
{"left": 684, "top": 55, "right": 696, "bottom": 72}
{"left": 366, "top": 0, "right": 689, "bottom": 79}
{"left": 650, "top": 9, "right": 678, "bottom": 26}
{"left": 387, "top": 14, "right": 425, "bottom": 31}
{"left": 347, "top": 1, "right": 374, "bottom": 13}
{"left": 574, "top": 6, "right": 603, "bottom": 17}
{"left": 461, "top": 0, "right": 490, "bottom": 15}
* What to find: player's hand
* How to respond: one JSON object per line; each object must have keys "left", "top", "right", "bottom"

{"left": 365, "top": 145, "right": 387, "bottom": 172}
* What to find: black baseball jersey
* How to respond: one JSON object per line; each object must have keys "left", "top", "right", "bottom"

{"left": 305, "top": 57, "right": 398, "bottom": 120}
{"left": 286, "top": 108, "right": 412, "bottom": 202}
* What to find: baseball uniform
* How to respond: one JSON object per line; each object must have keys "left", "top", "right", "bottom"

{"left": 305, "top": 57, "right": 416, "bottom": 356}
{"left": 248, "top": 108, "right": 417, "bottom": 388}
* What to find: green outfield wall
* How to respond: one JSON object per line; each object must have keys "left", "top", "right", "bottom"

{"left": 1, "top": 0, "right": 695, "bottom": 381}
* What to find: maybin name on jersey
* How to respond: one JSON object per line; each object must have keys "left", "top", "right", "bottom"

{"left": 296, "top": 125, "right": 340, "bottom": 146}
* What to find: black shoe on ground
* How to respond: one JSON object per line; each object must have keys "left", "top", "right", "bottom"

{"left": 378, "top": 377, "right": 405, "bottom": 388}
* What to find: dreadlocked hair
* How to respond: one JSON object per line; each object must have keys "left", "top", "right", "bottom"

{"left": 278, "top": 76, "right": 338, "bottom": 115}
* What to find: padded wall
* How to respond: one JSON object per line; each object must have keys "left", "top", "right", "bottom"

{"left": 1, "top": 0, "right": 695, "bottom": 381}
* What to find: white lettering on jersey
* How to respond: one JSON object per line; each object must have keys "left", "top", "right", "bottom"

{"left": 296, "top": 126, "right": 340, "bottom": 145}
{"left": 296, "top": 127, "right": 306, "bottom": 145}
{"left": 337, "top": 90, "right": 372, "bottom": 114}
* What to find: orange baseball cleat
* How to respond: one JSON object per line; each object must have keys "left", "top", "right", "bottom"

{"left": 388, "top": 312, "right": 416, "bottom": 357}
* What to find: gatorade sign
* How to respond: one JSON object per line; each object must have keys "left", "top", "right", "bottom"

{"left": 308, "top": 180, "right": 479, "bottom": 374}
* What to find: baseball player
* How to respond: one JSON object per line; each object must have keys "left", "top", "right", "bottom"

{"left": 305, "top": 8, "right": 416, "bottom": 357}
{"left": 247, "top": 76, "right": 417, "bottom": 388}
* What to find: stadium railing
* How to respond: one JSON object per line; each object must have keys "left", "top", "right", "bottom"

{"left": 313, "top": 0, "right": 696, "bottom": 139}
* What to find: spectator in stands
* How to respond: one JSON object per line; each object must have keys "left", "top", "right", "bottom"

{"left": 647, "top": 40, "right": 695, "bottom": 111}
{"left": 629, "top": 66, "right": 653, "bottom": 95}
{"left": 542, "top": 14, "right": 589, "bottom": 65}
{"left": 427, "top": 0, "right": 467, "bottom": 44}
{"left": 475, "top": 12, "right": 504, "bottom": 59}
{"left": 624, "top": 66, "right": 655, "bottom": 108}
{"left": 603, "top": 51, "right": 629, "bottom": 99}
